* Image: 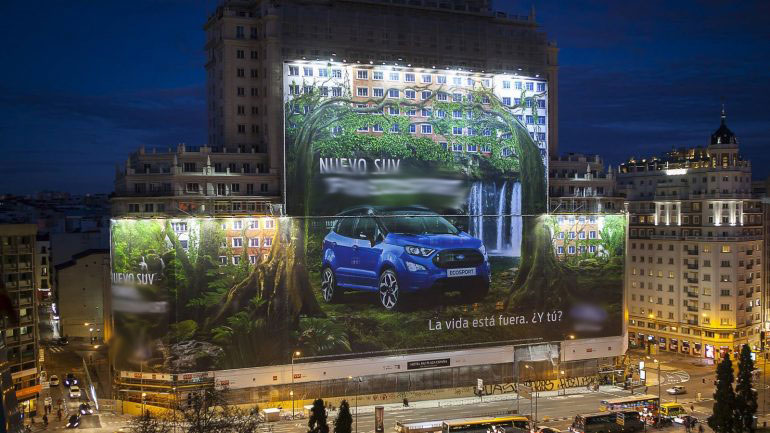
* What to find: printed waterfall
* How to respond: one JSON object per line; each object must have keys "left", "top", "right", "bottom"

{"left": 468, "top": 180, "right": 522, "bottom": 257}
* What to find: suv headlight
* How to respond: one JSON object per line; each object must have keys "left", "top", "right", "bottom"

{"left": 405, "top": 261, "right": 427, "bottom": 272}
{"left": 405, "top": 246, "right": 435, "bottom": 257}
{"left": 479, "top": 245, "right": 487, "bottom": 257}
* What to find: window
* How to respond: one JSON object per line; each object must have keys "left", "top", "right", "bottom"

{"left": 721, "top": 245, "right": 731, "bottom": 253}
{"left": 236, "top": 49, "right": 244, "bottom": 59}
{"left": 405, "top": 73, "right": 415, "bottom": 82}
{"left": 514, "top": 81, "right": 522, "bottom": 90}
{"left": 288, "top": 66, "right": 299, "bottom": 76}
{"left": 720, "top": 304, "right": 731, "bottom": 311}
{"left": 502, "top": 97, "right": 511, "bottom": 106}
{"left": 526, "top": 115, "right": 534, "bottom": 125}
{"left": 373, "top": 88, "right": 384, "bottom": 97}
{"left": 249, "top": 238, "right": 260, "bottom": 247}
{"left": 421, "top": 91, "right": 431, "bottom": 100}
{"left": 388, "top": 72, "right": 399, "bottom": 81}
{"left": 453, "top": 110, "right": 462, "bottom": 119}
{"left": 357, "top": 70, "right": 368, "bottom": 79}
{"left": 303, "top": 67, "right": 313, "bottom": 77}
{"left": 232, "top": 238, "right": 243, "bottom": 247}
{"left": 373, "top": 71, "right": 383, "bottom": 80}
{"left": 249, "top": 255, "right": 257, "bottom": 264}
{"left": 332, "top": 69, "right": 342, "bottom": 78}
{"left": 421, "top": 124, "right": 432, "bottom": 134}
{"left": 452, "top": 93, "right": 462, "bottom": 102}
{"left": 236, "top": 26, "right": 244, "bottom": 38}
{"left": 437, "top": 75, "right": 446, "bottom": 84}
{"left": 387, "top": 89, "right": 399, "bottom": 98}
{"left": 503, "top": 81, "right": 511, "bottom": 89}
{"left": 452, "top": 127, "right": 463, "bottom": 135}
{"left": 263, "top": 238, "right": 273, "bottom": 247}
{"left": 451, "top": 143, "right": 463, "bottom": 152}
{"left": 437, "top": 92, "right": 448, "bottom": 101}
{"left": 318, "top": 68, "right": 329, "bottom": 78}
{"left": 526, "top": 82, "right": 534, "bottom": 91}
{"left": 421, "top": 74, "right": 432, "bottom": 83}
{"left": 357, "top": 87, "right": 368, "bottom": 97}
{"left": 421, "top": 108, "right": 431, "bottom": 117}
{"left": 405, "top": 90, "right": 416, "bottom": 99}
{"left": 537, "top": 82, "right": 546, "bottom": 92}
{"left": 251, "top": 50, "right": 258, "bottom": 59}
{"left": 409, "top": 124, "right": 416, "bottom": 133}
{"left": 467, "top": 143, "right": 477, "bottom": 152}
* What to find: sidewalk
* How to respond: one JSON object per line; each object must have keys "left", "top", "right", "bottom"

{"left": 323, "top": 385, "right": 626, "bottom": 415}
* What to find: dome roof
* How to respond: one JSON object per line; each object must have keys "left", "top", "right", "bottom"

{"left": 710, "top": 106, "right": 737, "bottom": 145}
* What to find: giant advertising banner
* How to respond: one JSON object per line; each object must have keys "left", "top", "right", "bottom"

{"left": 110, "top": 213, "right": 625, "bottom": 372}
{"left": 109, "top": 62, "right": 624, "bottom": 374}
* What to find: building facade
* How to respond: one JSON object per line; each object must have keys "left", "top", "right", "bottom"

{"left": 619, "top": 111, "right": 763, "bottom": 358}
{"left": 0, "top": 225, "right": 40, "bottom": 415}
{"left": 549, "top": 153, "right": 624, "bottom": 214}
{"left": 55, "top": 250, "right": 110, "bottom": 342}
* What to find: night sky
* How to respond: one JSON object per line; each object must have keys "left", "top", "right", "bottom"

{"left": 1, "top": 1, "right": 768, "bottom": 194}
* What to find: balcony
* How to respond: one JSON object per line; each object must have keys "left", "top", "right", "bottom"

{"left": 687, "top": 278, "right": 698, "bottom": 284}
{"left": 687, "top": 320, "right": 698, "bottom": 325}
{"left": 746, "top": 278, "right": 754, "bottom": 284}
{"left": 687, "top": 306, "right": 699, "bottom": 312}
{"left": 686, "top": 292, "right": 699, "bottom": 298}
{"left": 746, "top": 264, "right": 753, "bottom": 270}
{"left": 687, "top": 263, "right": 699, "bottom": 270}
{"left": 687, "top": 249, "right": 699, "bottom": 256}
{"left": 746, "top": 307, "right": 753, "bottom": 312}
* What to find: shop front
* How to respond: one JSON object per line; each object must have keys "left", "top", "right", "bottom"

{"left": 658, "top": 337, "right": 667, "bottom": 351}
{"left": 16, "top": 384, "right": 41, "bottom": 418}
{"left": 681, "top": 340, "right": 690, "bottom": 355}
{"left": 669, "top": 339, "right": 678, "bottom": 352}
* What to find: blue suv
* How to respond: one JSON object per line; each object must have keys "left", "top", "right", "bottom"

{"left": 321, "top": 206, "right": 491, "bottom": 310}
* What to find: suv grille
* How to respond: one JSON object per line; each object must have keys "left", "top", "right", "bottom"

{"left": 433, "top": 249, "right": 484, "bottom": 268}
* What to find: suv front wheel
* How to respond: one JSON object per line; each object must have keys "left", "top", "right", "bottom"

{"left": 321, "top": 267, "right": 341, "bottom": 303}
{"left": 379, "top": 269, "right": 400, "bottom": 310}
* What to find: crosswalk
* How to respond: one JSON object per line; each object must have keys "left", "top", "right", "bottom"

{"left": 49, "top": 346, "right": 65, "bottom": 353}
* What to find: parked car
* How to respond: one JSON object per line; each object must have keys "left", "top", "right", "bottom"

{"left": 321, "top": 206, "right": 491, "bottom": 310}
{"left": 69, "top": 385, "right": 81, "bottom": 399}
{"left": 666, "top": 385, "right": 686, "bottom": 395}
{"left": 49, "top": 375, "right": 60, "bottom": 386}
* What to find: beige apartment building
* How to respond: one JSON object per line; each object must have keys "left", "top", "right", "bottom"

{"left": 619, "top": 110, "right": 763, "bottom": 359}
{"left": 0, "top": 225, "right": 40, "bottom": 414}
{"left": 548, "top": 153, "right": 624, "bottom": 214}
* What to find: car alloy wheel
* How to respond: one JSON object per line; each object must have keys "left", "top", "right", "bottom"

{"left": 321, "top": 267, "right": 337, "bottom": 302}
{"left": 379, "top": 269, "right": 399, "bottom": 310}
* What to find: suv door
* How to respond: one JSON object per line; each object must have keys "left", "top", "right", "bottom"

{"left": 350, "top": 215, "right": 382, "bottom": 289}
{"left": 329, "top": 216, "right": 358, "bottom": 286}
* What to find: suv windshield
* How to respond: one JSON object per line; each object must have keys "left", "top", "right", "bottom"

{"left": 378, "top": 211, "right": 459, "bottom": 235}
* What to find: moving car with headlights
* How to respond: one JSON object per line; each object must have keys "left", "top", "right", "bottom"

{"left": 69, "top": 385, "right": 81, "bottom": 399}
{"left": 321, "top": 206, "right": 491, "bottom": 310}
{"left": 49, "top": 375, "right": 60, "bottom": 386}
{"left": 79, "top": 402, "right": 94, "bottom": 415}
{"left": 64, "top": 373, "right": 78, "bottom": 387}
{"left": 666, "top": 385, "right": 686, "bottom": 395}
{"left": 66, "top": 414, "right": 80, "bottom": 429}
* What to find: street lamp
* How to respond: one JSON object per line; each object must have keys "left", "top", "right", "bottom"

{"left": 291, "top": 351, "right": 301, "bottom": 418}
{"left": 349, "top": 376, "right": 362, "bottom": 433}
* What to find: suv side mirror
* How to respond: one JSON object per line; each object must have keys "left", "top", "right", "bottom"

{"left": 456, "top": 222, "right": 467, "bottom": 233}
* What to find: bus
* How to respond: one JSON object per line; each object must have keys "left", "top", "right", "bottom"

{"left": 599, "top": 395, "right": 659, "bottom": 413}
{"left": 569, "top": 412, "right": 644, "bottom": 433}
{"left": 396, "top": 420, "right": 445, "bottom": 433}
{"left": 441, "top": 416, "right": 530, "bottom": 433}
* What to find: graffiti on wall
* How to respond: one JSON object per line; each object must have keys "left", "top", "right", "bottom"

{"left": 482, "top": 376, "right": 599, "bottom": 395}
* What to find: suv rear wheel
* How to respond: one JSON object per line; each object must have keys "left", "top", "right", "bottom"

{"left": 379, "top": 269, "right": 400, "bottom": 310}
{"left": 321, "top": 267, "right": 341, "bottom": 303}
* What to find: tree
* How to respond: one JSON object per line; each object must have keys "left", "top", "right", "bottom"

{"left": 178, "top": 388, "right": 231, "bottom": 433}
{"left": 334, "top": 400, "right": 353, "bottom": 433}
{"left": 127, "top": 411, "right": 172, "bottom": 433}
{"left": 308, "top": 398, "right": 330, "bottom": 433}
{"left": 708, "top": 354, "right": 736, "bottom": 433}
{"left": 735, "top": 344, "right": 758, "bottom": 433}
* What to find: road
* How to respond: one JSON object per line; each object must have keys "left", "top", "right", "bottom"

{"left": 265, "top": 363, "right": 701, "bottom": 433}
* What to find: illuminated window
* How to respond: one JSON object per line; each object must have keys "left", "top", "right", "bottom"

{"left": 721, "top": 245, "right": 731, "bottom": 253}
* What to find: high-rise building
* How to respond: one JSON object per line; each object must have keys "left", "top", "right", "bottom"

{"left": 202, "top": 0, "right": 558, "bottom": 207}
{"left": 619, "top": 109, "right": 763, "bottom": 358}
{"left": 0, "top": 224, "right": 40, "bottom": 416}
{"left": 548, "top": 153, "right": 624, "bottom": 214}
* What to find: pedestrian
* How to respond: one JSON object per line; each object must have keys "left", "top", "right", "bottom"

{"left": 698, "top": 425, "right": 704, "bottom": 433}
{"left": 43, "top": 414, "right": 48, "bottom": 427}
{"left": 56, "top": 408, "right": 62, "bottom": 421}
{"left": 690, "top": 404, "right": 694, "bottom": 413}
